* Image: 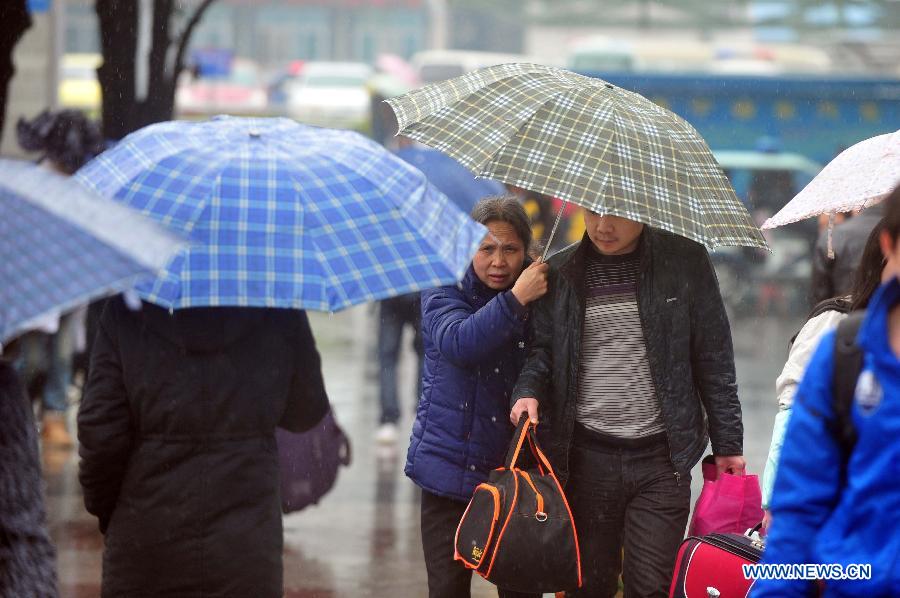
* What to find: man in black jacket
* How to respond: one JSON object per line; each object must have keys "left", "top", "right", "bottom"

{"left": 510, "top": 211, "right": 745, "bottom": 597}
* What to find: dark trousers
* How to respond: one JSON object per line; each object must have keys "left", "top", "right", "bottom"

{"left": 566, "top": 430, "right": 691, "bottom": 598}
{"left": 420, "top": 490, "right": 542, "bottom": 598}
{"left": 378, "top": 294, "right": 423, "bottom": 424}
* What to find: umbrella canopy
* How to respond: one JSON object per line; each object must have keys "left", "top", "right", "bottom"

{"left": 0, "top": 159, "right": 184, "bottom": 343}
{"left": 395, "top": 146, "right": 505, "bottom": 213}
{"left": 75, "top": 116, "right": 487, "bottom": 312}
{"left": 387, "top": 63, "right": 767, "bottom": 250}
{"left": 762, "top": 130, "right": 900, "bottom": 230}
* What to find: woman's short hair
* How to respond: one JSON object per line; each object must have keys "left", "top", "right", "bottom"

{"left": 470, "top": 195, "right": 533, "bottom": 253}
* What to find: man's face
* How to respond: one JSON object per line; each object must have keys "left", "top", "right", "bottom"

{"left": 583, "top": 210, "right": 644, "bottom": 255}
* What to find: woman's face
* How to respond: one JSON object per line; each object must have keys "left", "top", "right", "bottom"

{"left": 880, "top": 230, "right": 900, "bottom": 282}
{"left": 472, "top": 220, "right": 526, "bottom": 291}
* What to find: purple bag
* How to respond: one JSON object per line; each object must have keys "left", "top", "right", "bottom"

{"left": 276, "top": 409, "right": 351, "bottom": 513}
{"left": 688, "top": 455, "right": 764, "bottom": 537}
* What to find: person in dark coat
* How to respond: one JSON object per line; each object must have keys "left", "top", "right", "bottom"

{"left": 0, "top": 359, "right": 58, "bottom": 597}
{"left": 375, "top": 291, "right": 423, "bottom": 443}
{"left": 407, "top": 196, "right": 548, "bottom": 598}
{"left": 78, "top": 298, "right": 329, "bottom": 597}
{"left": 511, "top": 212, "right": 745, "bottom": 597}
{"left": 15, "top": 108, "right": 106, "bottom": 448}
{"left": 811, "top": 203, "right": 884, "bottom": 304}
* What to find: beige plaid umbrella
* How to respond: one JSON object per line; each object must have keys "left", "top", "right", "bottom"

{"left": 387, "top": 63, "right": 767, "bottom": 252}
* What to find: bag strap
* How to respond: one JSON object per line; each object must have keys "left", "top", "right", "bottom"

{"left": 505, "top": 415, "right": 555, "bottom": 474}
{"left": 789, "top": 296, "right": 853, "bottom": 347}
{"left": 504, "top": 415, "right": 530, "bottom": 469}
{"left": 809, "top": 296, "right": 853, "bottom": 320}
{"left": 832, "top": 312, "right": 864, "bottom": 458}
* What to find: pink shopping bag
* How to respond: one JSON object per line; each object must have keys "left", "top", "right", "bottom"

{"left": 687, "top": 455, "right": 764, "bottom": 537}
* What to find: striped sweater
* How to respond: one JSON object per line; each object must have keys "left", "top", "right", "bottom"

{"left": 576, "top": 246, "right": 665, "bottom": 440}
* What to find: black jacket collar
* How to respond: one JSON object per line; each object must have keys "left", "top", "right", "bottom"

{"left": 559, "top": 230, "right": 651, "bottom": 288}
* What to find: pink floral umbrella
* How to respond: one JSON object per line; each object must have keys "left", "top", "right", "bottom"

{"left": 762, "top": 130, "right": 900, "bottom": 230}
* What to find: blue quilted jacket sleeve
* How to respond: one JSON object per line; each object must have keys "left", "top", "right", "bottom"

{"left": 421, "top": 285, "right": 526, "bottom": 369}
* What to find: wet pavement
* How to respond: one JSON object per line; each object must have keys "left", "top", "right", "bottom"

{"left": 43, "top": 306, "right": 802, "bottom": 597}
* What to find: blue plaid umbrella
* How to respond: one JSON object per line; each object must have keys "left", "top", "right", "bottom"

{"left": 0, "top": 159, "right": 185, "bottom": 343}
{"left": 75, "top": 116, "right": 487, "bottom": 311}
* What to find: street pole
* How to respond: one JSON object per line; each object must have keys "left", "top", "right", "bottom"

{"left": 426, "top": 0, "right": 448, "bottom": 50}
{"left": 48, "top": 0, "right": 65, "bottom": 109}
{"left": 135, "top": 0, "right": 152, "bottom": 103}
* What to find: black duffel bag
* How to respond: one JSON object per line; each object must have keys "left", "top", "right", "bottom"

{"left": 454, "top": 415, "right": 582, "bottom": 593}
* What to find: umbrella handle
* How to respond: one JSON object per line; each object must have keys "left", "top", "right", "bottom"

{"left": 826, "top": 212, "right": 836, "bottom": 260}
{"left": 541, "top": 199, "right": 569, "bottom": 262}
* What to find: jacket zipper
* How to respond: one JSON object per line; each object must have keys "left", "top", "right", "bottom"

{"left": 634, "top": 237, "right": 682, "bottom": 486}
{"left": 565, "top": 278, "right": 585, "bottom": 481}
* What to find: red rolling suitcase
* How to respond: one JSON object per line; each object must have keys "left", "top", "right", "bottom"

{"left": 668, "top": 526, "right": 764, "bottom": 598}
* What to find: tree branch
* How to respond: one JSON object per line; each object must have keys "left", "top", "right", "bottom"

{"left": 148, "top": 0, "right": 174, "bottom": 93}
{"left": 173, "top": 0, "right": 217, "bottom": 78}
{"left": 96, "top": 0, "right": 138, "bottom": 140}
{"left": 0, "top": 0, "right": 32, "bottom": 141}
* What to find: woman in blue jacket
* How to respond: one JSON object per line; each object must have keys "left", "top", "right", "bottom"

{"left": 754, "top": 184, "right": 900, "bottom": 598}
{"left": 407, "top": 196, "right": 548, "bottom": 598}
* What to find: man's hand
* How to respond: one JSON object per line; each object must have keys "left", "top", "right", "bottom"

{"left": 510, "top": 397, "right": 539, "bottom": 425}
{"left": 761, "top": 509, "right": 772, "bottom": 533}
{"left": 715, "top": 455, "right": 746, "bottom": 477}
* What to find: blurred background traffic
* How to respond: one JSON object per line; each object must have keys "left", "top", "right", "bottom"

{"left": 7, "top": 0, "right": 900, "bottom": 318}
{"left": 5, "top": 3, "right": 900, "bottom": 596}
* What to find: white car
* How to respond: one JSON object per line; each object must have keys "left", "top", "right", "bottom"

{"left": 286, "top": 62, "right": 373, "bottom": 129}
{"left": 175, "top": 58, "right": 268, "bottom": 117}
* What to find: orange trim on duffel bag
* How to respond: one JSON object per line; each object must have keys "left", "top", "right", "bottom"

{"left": 530, "top": 436, "right": 556, "bottom": 476}
{"left": 527, "top": 433, "right": 547, "bottom": 475}
{"left": 483, "top": 470, "right": 520, "bottom": 578}
{"left": 454, "top": 484, "right": 502, "bottom": 570}
{"left": 518, "top": 471, "right": 545, "bottom": 515}
{"left": 508, "top": 420, "right": 531, "bottom": 470}
{"left": 549, "top": 472, "right": 583, "bottom": 588}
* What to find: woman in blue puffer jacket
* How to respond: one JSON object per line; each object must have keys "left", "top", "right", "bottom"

{"left": 406, "top": 196, "right": 549, "bottom": 598}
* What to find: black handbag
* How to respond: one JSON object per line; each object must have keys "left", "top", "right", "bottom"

{"left": 454, "top": 416, "right": 582, "bottom": 593}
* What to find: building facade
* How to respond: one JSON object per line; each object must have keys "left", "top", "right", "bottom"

{"left": 64, "top": 0, "right": 429, "bottom": 68}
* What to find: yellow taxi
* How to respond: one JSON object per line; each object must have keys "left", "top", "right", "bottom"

{"left": 58, "top": 53, "right": 101, "bottom": 115}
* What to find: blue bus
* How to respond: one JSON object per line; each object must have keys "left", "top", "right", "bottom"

{"left": 578, "top": 71, "right": 900, "bottom": 165}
